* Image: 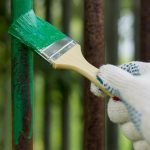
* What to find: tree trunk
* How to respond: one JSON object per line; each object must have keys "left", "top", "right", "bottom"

{"left": 84, "top": 0, "right": 105, "bottom": 149}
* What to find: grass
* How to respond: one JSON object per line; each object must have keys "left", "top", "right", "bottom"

{"left": 119, "top": 128, "right": 133, "bottom": 150}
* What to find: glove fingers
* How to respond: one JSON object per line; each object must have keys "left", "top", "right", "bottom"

{"left": 97, "top": 64, "right": 134, "bottom": 96}
{"left": 90, "top": 83, "right": 104, "bottom": 97}
{"left": 141, "top": 115, "right": 150, "bottom": 144}
{"left": 120, "top": 61, "right": 150, "bottom": 75}
{"left": 91, "top": 62, "right": 150, "bottom": 97}
{"left": 136, "top": 62, "right": 150, "bottom": 74}
{"left": 120, "top": 62, "right": 141, "bottom": 75}
{"left": 90, "top": 62, "right": 147, "bottom": 97}
{"left": 121, "top": 122, "right": 142, "bottom": 141}
{"left": 133, "top": 140, "right": 150, "bottom": 150}
{"left": 107, "top": 98, "right": 129, "bottom": 123}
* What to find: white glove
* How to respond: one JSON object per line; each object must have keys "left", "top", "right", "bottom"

{"left": 91, "top": 61, "right": 150, "bottom": 150}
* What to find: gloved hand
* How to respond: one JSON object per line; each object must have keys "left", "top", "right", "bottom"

{"left": 91, "top": 61, "right": 150, "bottom": 150}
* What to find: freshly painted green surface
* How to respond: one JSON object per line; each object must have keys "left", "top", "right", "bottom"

{"left": 11, "top": 0, "right": 33, "bottom": 146}
{"left": 9, "top": 10, "right": 67, "bottom": 52}
{"left": 12, "top": 0, "right": 32, "bottom": 19}
{"left": 12, "top": 40, "right": 33, "bottom": 144}
{"left": 28, "top": 68, "right": 34, "bottom": 141}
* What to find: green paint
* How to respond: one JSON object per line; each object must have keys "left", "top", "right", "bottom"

{"left": 28, "top": 64, "right": 34, "bottom": 140}
{"left": 9, "top": 10, "right": 67, "bottom": 52}
{"left": 11, "top": 0, "right": 33, "bottom": 146}
{"left": 12, "top": 40, "right": 33, "bottom": 145}
{"left": 12, "top": 0, "right": 32, "bottom": 19}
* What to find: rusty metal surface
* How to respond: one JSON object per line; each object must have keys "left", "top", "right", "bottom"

{"left": 84, "top": 0, "right": 105, "bottom": 149}
{"left": 140, "top": 0, "right": 150, "bottom": 61}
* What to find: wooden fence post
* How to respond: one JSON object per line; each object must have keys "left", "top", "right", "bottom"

{"left": 84, "top": 0, "right": 105, "bottom": 149}
{"left": 11, "top": 0, "right": 33, "bottom": 149}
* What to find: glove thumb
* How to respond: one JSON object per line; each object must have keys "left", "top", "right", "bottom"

{"left": 97, "top": 65, "right": 134, "bottom": 95}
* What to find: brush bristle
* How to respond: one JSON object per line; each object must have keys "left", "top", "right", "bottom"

{"left": 8, "top": 10, "right": 67, "bottom": 52}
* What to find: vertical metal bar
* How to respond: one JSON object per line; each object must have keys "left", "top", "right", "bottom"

{"left": 62, "top": 0, "right": 72, "bottom": 35}
{"left": 133, "top": 0, "right": 140, "bottom": 60}
{"left": 45, "top": 0, "right": 52, "bottom": 22}
{"left": 61, "top": 0, "right": 72, "bottom": 150}
{"left": 43, "top": 1, "right": 52, "bottom": 150}
{"left": 84, "top": 0, "right": 105, "bottom": 149}
{"left": 105, "top": 0, "right": 120, "bottom": 149}
{"left": 11, "top": 0, "right": 33, "bottom": 149}
{"left": 105, "top": 0, "right": 119, "bottom": 65}
{"left": 60, "top": 84, "right": 70, "bottom": 150}
{"left": 140, "top": 0, "right": 150, "bottom": 61}
{"left": 43, "top": 75, "right": 51, "bottom": 150}
{"left": 0, "top": 1, "right": 11, "bottom": 149}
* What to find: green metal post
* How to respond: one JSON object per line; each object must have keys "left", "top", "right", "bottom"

{"left": 11, "top": 0, "right": 33, "bottom": 150}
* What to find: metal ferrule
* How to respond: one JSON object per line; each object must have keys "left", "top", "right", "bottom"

{"left": 39, "top": 37, "right": 77, "bottom": 64}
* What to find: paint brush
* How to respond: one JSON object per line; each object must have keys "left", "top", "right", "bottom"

{"left": 8, "top": 10, "right": 113, "bottom": 97}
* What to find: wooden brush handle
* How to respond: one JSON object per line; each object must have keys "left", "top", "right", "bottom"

{"left": 53, "top": 44, "right": 113, "bottom": 97}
